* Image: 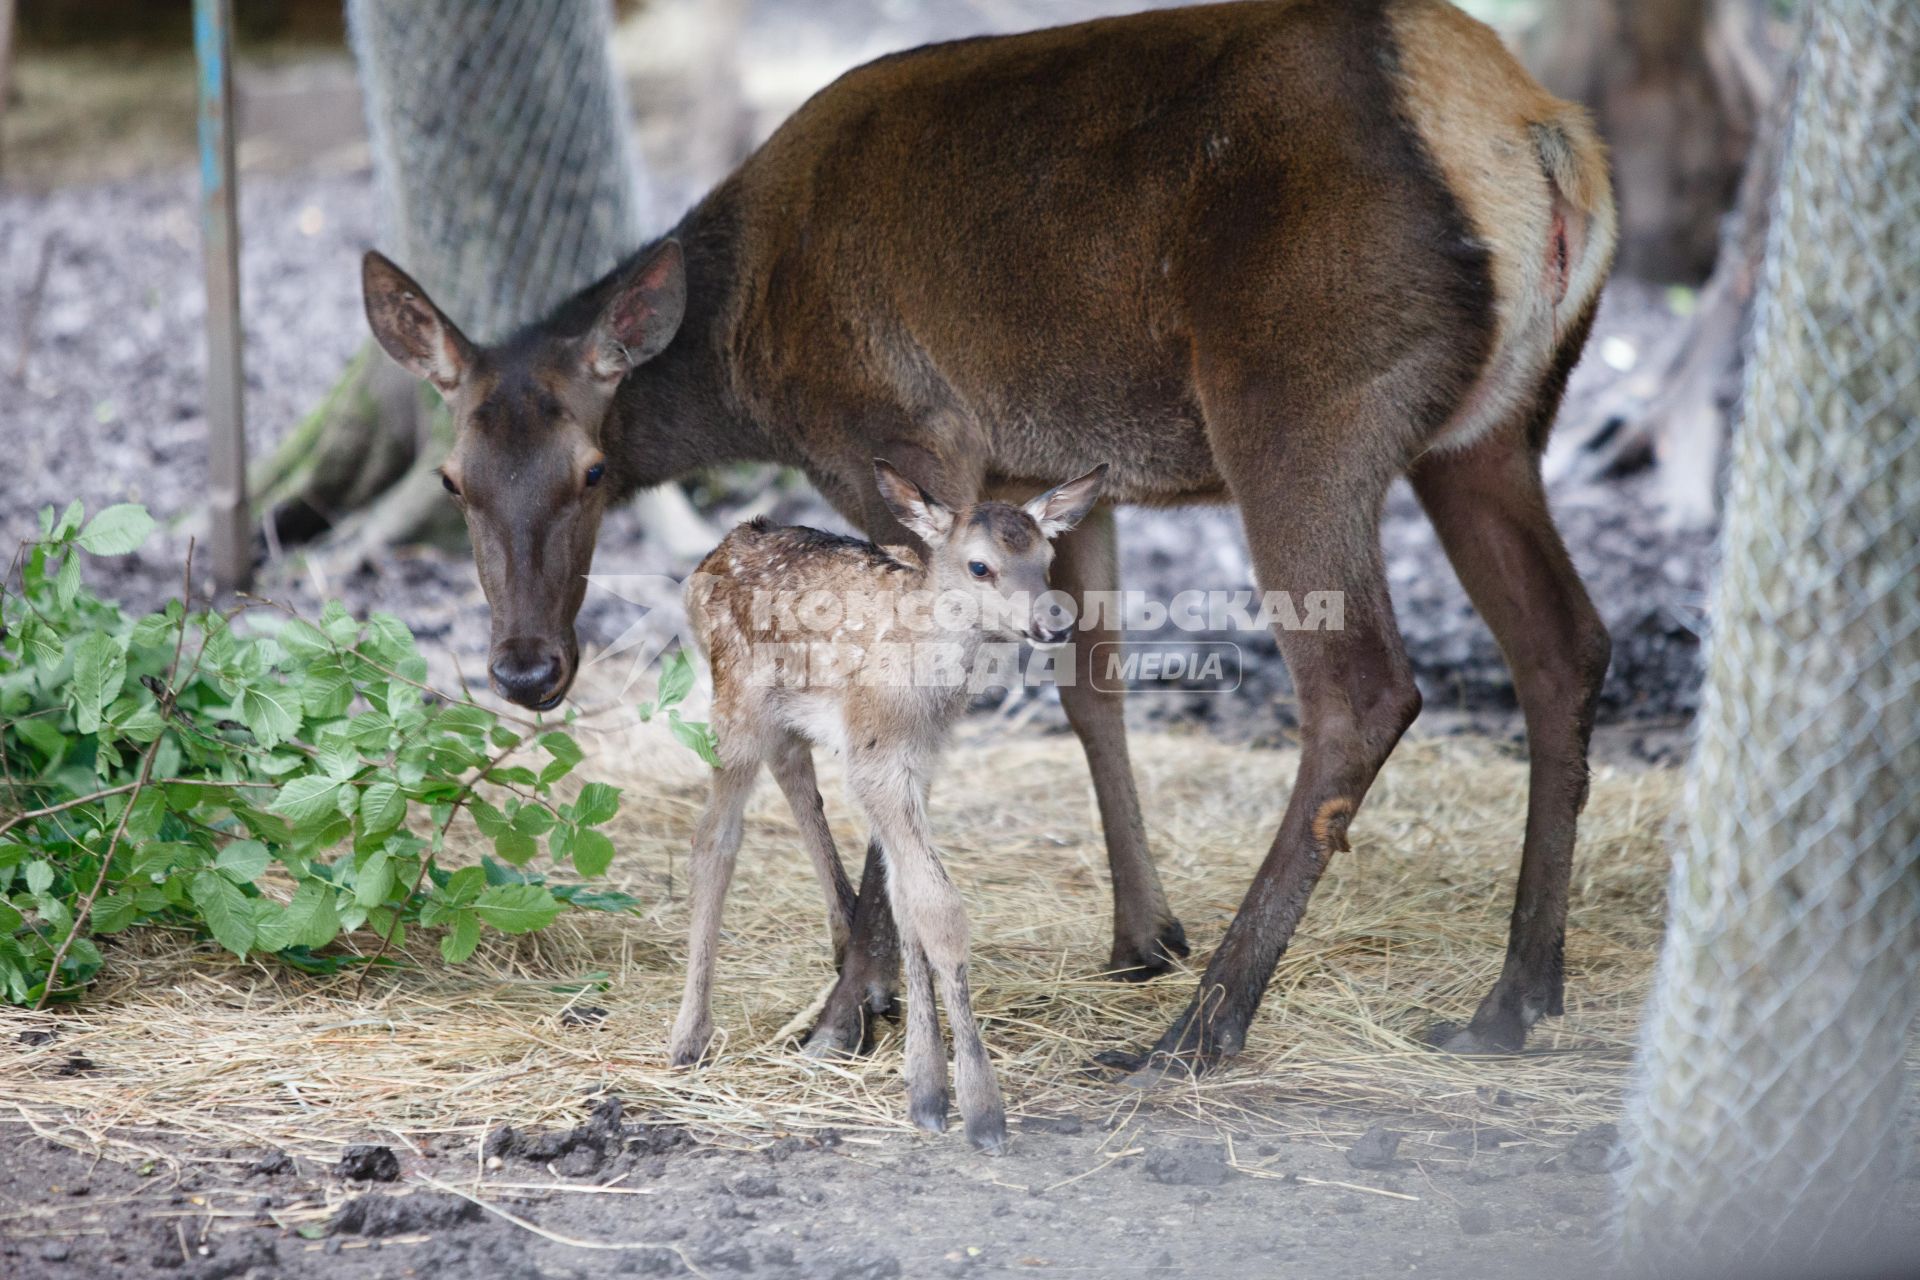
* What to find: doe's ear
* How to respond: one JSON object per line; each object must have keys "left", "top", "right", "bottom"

{"left": 1024, "top": 463, "right": 1108, "bottom": 539}
{"left": 586, "top": 240, "right": 688, "bottom": 382}
{"left": 362, "top": 251, "right": 474, "bottom": 394}
{"left": 872, "top": 459, "right": 954, "bottom": 542}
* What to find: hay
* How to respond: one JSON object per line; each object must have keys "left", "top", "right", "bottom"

{"left": 3, "top": 707, "right": 1682, "bottom": 1171}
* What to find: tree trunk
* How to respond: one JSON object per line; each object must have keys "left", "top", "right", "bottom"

{"left": 263, "top": 0, "right": 714, "bottom": 559}
{"left": 1528, "top": 0, "right": 1774, "bottom": 283}
{"left": 1615, "top": 2, "right": 1920, "bottom": 1272}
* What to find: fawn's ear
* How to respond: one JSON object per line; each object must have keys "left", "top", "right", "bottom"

{"left": 872, "top": 459, "right": 954, "bottom": 541}
{"left": 363, "top": 251, "right": 475, "bottom": 394}
{"left": 1023, "top": 464, "right": 1108, "bottom": 538}
{"left": 585, "top": 239, "right": 687, "bottom": 382}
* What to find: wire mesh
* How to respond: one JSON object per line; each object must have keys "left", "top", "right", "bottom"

{"left": 1614, "top": 0, "right": 1920, "bottom": 1273}
{"left": 347, "top": 0, "right": 647, "bottom": 344}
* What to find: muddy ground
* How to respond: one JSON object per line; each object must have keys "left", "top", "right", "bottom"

{"left": 0, "top": 1097, "right": 1649, "bottom": 1280}
{"left": 6, "top": 1091, "right": 1917, "bottom": 1280}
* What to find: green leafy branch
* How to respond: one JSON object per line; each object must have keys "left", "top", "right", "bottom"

{"left": 0, "top": 504, "right": 641, "bottom": 1006}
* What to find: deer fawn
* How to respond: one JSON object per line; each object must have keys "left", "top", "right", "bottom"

{"left": 365, "top": 1, "right": 1616, "bottom": 1075}
{"left": 670, "top": 462, "right": 1107, "bottom": 1149}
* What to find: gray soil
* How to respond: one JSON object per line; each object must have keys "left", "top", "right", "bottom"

{"left": 0, "top": 1098, "right": 1641, "bottom": 1280}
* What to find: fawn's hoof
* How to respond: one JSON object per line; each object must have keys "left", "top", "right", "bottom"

{"left": 668, "top": 1035, "right": 710, "bottom": 1069}
{"left": 908, "top": 1089, "right": 951, "bottom": 1135}
{"left": 964, "top": 1107, "right": 1009, "bottom": 1154}
{"left": 1105, "top": 919, "right": 1191, "bottom": 982}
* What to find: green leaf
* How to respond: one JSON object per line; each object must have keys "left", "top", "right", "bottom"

{"left": 511, "top": 804, "right": 555, "bottom": 837}
{"left": 302, "top": 656, "right": 355, "bottom": 719}
{"left": 537, "top": 731, "right": 583, "bottom": 784}
{"left": 572, "top": 782, "right": 620, "bottom": 827}
{"left": 355, "top": 849, "right": 395, "bottom": 908}
{"left": 239, "top": 685, "right": 302, "bottom": 750}
{"left": 259, "top": 881, "right": 341, "bottom": 951}
{"left": 656, "top": 648, "right": 696, "bottom": 710}
{"left": 76, "top": 504, "right": 155, "bottom": 555}
{"left": 52, "top": 499, "right": 85, "bottom": 540}
{"left": 71, "top": 633, "right": 127, "bottom": 734}
{"left": 443, "top": 866, "right": 485, "bottom": 906}
{"left": 668, "top": 713, "right": 721, "bottom": 768}
{"left": 53, "top": 553, "right": 82, "bottom": 608}
{"left": 473, "top": 883, "right": 563, "bottom": 934}
{"left": 359, "top": 783, "right": 406, "bottom": 835}
{"left": 25, "top": 861, "right": 55, "bottom": 896}
{"left": 571, "top": 829, "right": 616, "bottom": 878}
{"left": 191, "top": 869, "right": 256, "bottom": 957}
{"left": 315, "top": 733, "right": 360, "bottom": 781}
{"left": 271, "top": 776, "right": 342, "bottom": 828}
{"left": 276, "top": 618, "right": 333, "bottom": 659}
{"left": 214, "top": 840, "right": 271, "bottom": 884}
{"left": 468, "top": 799, "right": 510, "bottom": 838}
{"left": 129, "top": 612, "right": 174, "bottom": 650}
{"left": 493, "top": 828, "right": 538, "bottom": 866}
{"left": 440, "top": 910, "right": 481, "bottom": 964}
{"left": 90, "top": 894, "right": 141, "bottom": 934}
{"left": 14, "top": 716, "right": 69, "bottom": 768}
{"left": 362, "top": 612, "right": 415, "bottom": 662}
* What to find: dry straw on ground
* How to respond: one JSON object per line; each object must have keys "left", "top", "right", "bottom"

{"left": 4, "top": 706, "right": 1682, "bottom": 1169}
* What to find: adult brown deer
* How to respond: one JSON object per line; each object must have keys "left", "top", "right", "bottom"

{"left": 363, "top": 0, "right": 1616, "bottom": 1072}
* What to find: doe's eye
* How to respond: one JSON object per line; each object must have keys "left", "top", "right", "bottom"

{"left": 585, "top": 461, "right": 606, "bottom": 488}
{"left": 440, "top": 471, "right": 460, "bottom": 496}
{"left": 968, "top": 560, "right": 990, "bottom": 579}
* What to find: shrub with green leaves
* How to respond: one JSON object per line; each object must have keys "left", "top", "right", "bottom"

{"left": 0, "top": 502, "right": 648, "bottom": 1007}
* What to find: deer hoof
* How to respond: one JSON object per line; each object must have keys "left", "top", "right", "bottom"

{"left": 964, "top": 1107, "right": 1008, "bottom": 1153}
{"left": 908, "top": 1089, "right": 950, "bottom": 1134}
{"left": 1105, "top": 919, "right": 1191, "bottom": 982}
{"left": 1425, "top": 1019, "right": 1527, "bottom": 1056}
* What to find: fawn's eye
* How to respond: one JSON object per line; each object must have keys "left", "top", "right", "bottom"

{"left": 440, "top": 471, "right": 460, "bottom": 497}
{"left": 968, "top": 560, "right": 990, "bottom": 578}
{"left": 585, "top": 461, "right": 606, "bottom": 488}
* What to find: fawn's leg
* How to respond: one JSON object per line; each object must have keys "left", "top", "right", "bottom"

{"left": 767, "top": 732, "right": 858, "bottom": 962}
{"left": 1051, "top": 506, "right": 1190, "bottom": 978}
{"left": 900, "top": 922, "right": 949, "bottom": 1133}
{"left": 669, "top": 761, "right": 759, "bottom": 1067}
{"left": 855, "top": 765, "right": 1007, "bottom": 1151}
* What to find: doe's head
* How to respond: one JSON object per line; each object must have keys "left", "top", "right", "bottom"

{"left": 360, "top": 240, "right": 686, "bottom": 710}
{"left": 872, "top": 461, "right": 1107, "bottom": 647}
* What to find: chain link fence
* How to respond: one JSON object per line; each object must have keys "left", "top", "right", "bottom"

{"left": 1614, "top": 0, "right": 1920, "bottom": 1273}
{"left": 348, "top": 0, "right": 646, "bottom": 344}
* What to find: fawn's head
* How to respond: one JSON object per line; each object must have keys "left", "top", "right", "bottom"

{"left": 872, "top": 461, "right": 1107, "bottom": 646}
{"left": 360, "top": 242, "right": 686, "bottom": 710}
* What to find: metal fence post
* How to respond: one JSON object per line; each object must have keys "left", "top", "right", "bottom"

{"left": 194, "top": 0, "right": 251, "bottom": 594}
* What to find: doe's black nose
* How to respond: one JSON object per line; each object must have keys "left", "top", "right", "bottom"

{"left": 490, "top": 640, "right": 565, "bottom": 707}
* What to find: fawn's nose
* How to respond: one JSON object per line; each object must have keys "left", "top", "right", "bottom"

{"left": 1030, "top": 622, "right": 1076, "bottom": 647}
{"left": 490, "top": 640, "right": 566, "bottom": 709}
